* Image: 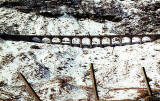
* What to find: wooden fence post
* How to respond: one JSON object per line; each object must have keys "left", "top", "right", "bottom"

{"left": 141, "top": 67, "right": 152, "bottom": 96}
{"left": 90, "top": 63, "right": 99, "bottom": 101}
{"left": 18, "top": 72, "right": 41, "bottom": 101}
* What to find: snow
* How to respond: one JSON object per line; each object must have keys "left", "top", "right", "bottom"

{"left": 0, "top": 0, "right": 160, "bottom": 100}
{"left": 1, "top": 40, "right": 160, "bottom": 100}
{"left": 0, "top": 7, "right": 116, "bottom": 36}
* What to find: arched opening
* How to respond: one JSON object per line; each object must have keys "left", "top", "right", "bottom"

{"left": 122, "top": 37, "right": 130, "bottom": 45}
{"left": 42, "top": 37, "right": 51, "bottom": 43}
{"left": 112, "top": 37, "right": 121, "bottom": 46}
{"left": 132, "top": 37, "right": 141, "bottom": 44}
{"left": 72, "top": 38, "right": 80, "bottom": 47}
{"left": 142, "top": 36, "right": 151, "bottom": 43}
{"left": 92, "top": 37, "right": 100, "bottom": 47}
{"left": 82, "top": 38, "right": 91, "bottom": 48}
{"left": 52, "top": 37, "right": 60, "bottom": 43}
{"left": 62, "top": 37, "right": 70, "bottom": 44}
{"left": 102, "top": 37, "right": 110, "bottom": 47}
{"left": 32, "top": 37, "right": 41, "bottom": 42}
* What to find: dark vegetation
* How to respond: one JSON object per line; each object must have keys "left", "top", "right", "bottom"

{"left": 0, "top": 0, "right": 160, "bottom": 35}
{"left": 0, "top": 0, "right": 123, "bottom": 22}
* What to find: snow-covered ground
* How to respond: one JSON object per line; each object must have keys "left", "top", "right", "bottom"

{"left": 1, "top": 40, "right": 160, "bottom": 101}
{"left": 0, "top": 0, "right": 160, "bottom": 100}
{"left": 0, "top": 7, "right": 115, "bottom": 36}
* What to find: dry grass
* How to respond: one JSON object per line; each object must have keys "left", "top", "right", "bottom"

{"left": 0, "top": 54, "right": 15, "bottom": 65}
{"left": 136, "top": 89, "right": 148, "bottom": 100}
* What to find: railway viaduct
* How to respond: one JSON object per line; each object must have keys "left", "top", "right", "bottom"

{"left": 0, "top": 34, "right": 160, "bottom": 48}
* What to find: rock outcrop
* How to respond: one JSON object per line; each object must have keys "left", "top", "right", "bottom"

{"left": 0, "top": 0, "right": 160, "bottom": 35}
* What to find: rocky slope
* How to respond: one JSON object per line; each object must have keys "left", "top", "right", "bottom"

{"left": 0, "top": 0, "right": 160, "bottom": 101}
{"left": 0, "top": 0, "right": 160, "bottom": 35}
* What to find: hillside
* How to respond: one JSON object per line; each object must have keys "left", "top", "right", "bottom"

{"left": 0, "top": 0, "right": 160, "bottom": 101}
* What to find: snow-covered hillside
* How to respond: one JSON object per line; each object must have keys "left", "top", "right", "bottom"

{"left": 0, "top": 0, "right": 160, "bottom": 101}
{"left": 0, "top": 40, "right": 160, "bottom": 101}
